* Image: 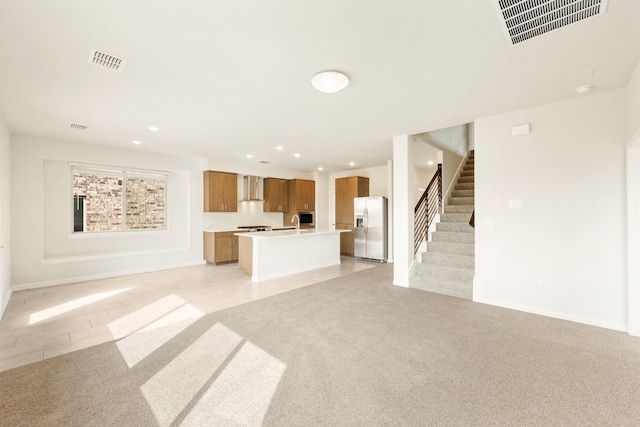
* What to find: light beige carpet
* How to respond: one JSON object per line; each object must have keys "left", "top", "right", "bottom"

{"left": 1, "top": 264, "right": 639, "bottom": 426}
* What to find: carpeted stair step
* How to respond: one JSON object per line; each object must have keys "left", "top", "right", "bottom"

{"left": 423, "top": 251, "right": 475, "bottom": 269}
{"left": 451, "top": 189, "right": 474, "bottom": 197}
{"left": 415, "top": 263, "right": 475, "bottom": 282}
{"left": 445, "top": 204, "right": 474, "bottom": 213}
{"left": 410, "top": 276, "right": 473, "bottom": 300}
{"left": 448, "top": 196, "right": 475, "bottom": 206}
{"left": 455, "top": 182, "right": 474, "bottom": 191}
{"left": 460, "top": 170, "right": 475, "bottom": 177}
{"left": 431, "top": 231, "right": 475, "bottom": 244}
{"left": 436, "top": 222, "right": 474, "bottom": 233}
{"left": 440, "top": 213, "right": 472, "bottom": 223}
{"left": 427, "top": 241, "right": 475, "bottom": 256}
{"left": 458, "top": 176, "right": 474, "bottom": 184}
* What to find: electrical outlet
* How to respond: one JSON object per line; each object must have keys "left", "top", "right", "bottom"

{"left": 534, "top": 281, "right": 542, "bottom": 291}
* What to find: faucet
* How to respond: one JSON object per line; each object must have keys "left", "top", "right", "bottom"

{"left": 291, "top": 215, "right": 300, "bottom": 232}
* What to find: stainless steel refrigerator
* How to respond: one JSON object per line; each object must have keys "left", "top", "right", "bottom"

{"left": 354, "top": 196, "right": 388, "bottom": 262}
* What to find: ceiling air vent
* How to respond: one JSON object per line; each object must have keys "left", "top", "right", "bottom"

{"left": 70, "top": 123, "right": 88, "bottom": 130}
{"left": 88, "top": 49, "right": 127, "bottom": 72}
{"left": 496, "top": 0, "right": 608, "bottom": 46}
{"left": 259, "top": 161, "right": 270, "bottom": 164}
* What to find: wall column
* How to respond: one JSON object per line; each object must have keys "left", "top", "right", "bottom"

{"left": 628, "top": 143, "right": 640, "bottom": 336}
{"left": 392, "top": 135, "right": 415, "bottom": 287}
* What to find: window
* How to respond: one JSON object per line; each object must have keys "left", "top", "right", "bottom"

{"left": 72, "top": 164, "right": 168, "bottom": 233}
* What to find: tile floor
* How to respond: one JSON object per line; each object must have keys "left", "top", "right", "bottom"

{"left": 0, "top": 258, "right": 378, "bottom": 372}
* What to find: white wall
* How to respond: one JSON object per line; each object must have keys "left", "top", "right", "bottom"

{"left": 11, "top": 134, "right": 206, "bottom": 289}
{"left": 426, "top": 124, "right": 468, "bottom": 157}
{"left": 441, "top": 149, "right": 464, "bottom": 202}
{"left": 392, "top": 135, "right": 414, "bottom": 286}
{"left": 474, "top": 89, "right": 627, "bottom": 331}
{"left": 0, "top": 113, "right": 10, "bottom": 316}
{"left": 627, "top": 61, "right": 640, "bottom": 335}
{"left": 628, "top": 61, "right": 640, "bottom": 141}
{"left": 313, "top": 171, "right": 330, "bottom": 229}
{"left": 414, "top": 167, "right": 435, "bottom": 201}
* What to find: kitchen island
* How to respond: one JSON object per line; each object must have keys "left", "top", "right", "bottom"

{"left": 236, "top": 229, "right": 351, "bottom": 281}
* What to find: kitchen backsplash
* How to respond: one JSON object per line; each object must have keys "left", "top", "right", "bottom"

{"left": 203, "top": 201, "right": 285, "bottom": 229}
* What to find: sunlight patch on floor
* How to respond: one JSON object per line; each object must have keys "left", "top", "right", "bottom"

{"left": 140, "top": 323, "right": 243, "bottom": 427}
{"left": 107, "top": 294, "right": 186, "bottom": 339}
{"left": 115, "top": 310, "right": 202, "bottom": 368}
{"left": 29, "top": 287, "right": 134, "bottom": 325}
{"left": 180, "top": 341, "right": 286, "bottom": 426}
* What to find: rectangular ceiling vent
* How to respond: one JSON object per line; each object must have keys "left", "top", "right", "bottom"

{"left": 88, "top": 49, "right": 127, "bottom": 72}
{"left": 70, "top": 123, "right": 88, "bottom": 130}
{"left": 496, "top": 0, "right": 608, "bottom": 46}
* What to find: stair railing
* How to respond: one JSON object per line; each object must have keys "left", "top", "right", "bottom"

{"left": 414, "top": 164, "right": 442, "bottom": 254}
{"left": 469, "top": 211, "right": 475, "bottom": 228}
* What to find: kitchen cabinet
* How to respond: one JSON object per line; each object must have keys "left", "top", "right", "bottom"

{"left": 203, "top": 171, "right": 237, "bottom": 212}
{"left": 288, "top": 179, "right": 315, "bottom": 211}
{"left": 203, "top": 230, "right": 245, "bottom": 264}
{"left": 335, "top": 176, "right": 369, "bottom": 256}
{"left": 263, "top": 178, "right": 289, "bottom": 212}
{"left": 335, "top": 223, "right": 354, "bottom": 255}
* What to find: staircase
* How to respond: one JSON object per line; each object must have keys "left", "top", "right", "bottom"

{"left": 411, "top": 150, "right": 475, "bottom": 300}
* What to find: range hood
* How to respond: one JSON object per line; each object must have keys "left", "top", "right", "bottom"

{"left": 243, "top": 175, "right": 263, "bottom": 201}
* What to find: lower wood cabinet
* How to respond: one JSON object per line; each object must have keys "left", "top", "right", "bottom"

{"left": 335, "top": 223, "right": 354, "bottom": 256}
{"left": 204, "top": 231, "right": 245, "bottom": 264}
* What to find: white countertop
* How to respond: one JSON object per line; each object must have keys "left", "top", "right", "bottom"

{"left": 237, "top": 228, "right": 350, "bottom": 239}
{"left": 203, "top": 226, "right": 297, "bottom": 233}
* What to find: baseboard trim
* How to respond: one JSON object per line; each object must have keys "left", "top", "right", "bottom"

{"left": 478, "top": 297, "right": 628, "bottom": 333}
{"left": 12, "top": 260, "right": 206, "bottom": 291}
{"left": 0, "top": 288, "right": 12, "bottom": 320}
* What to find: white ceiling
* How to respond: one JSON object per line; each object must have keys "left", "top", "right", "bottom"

{"left": 0, "top": 0, "right": 639, "bottom": 173}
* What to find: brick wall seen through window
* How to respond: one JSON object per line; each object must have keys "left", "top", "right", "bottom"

{"left": 72, "top": 166, "right": 167, "bottom": 232}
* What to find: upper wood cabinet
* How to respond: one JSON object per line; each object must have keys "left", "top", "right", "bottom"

{"left": 335, "top": 176, "right": 369, "bottom": 225}
{"left": 203, "top": 171, "right": 237, "bottom": 212}
{"left": 288, "top": 179, "right": 315, "bottom": 211}
{"left": 263, "top": 178, "right": 289, "bottom": 212}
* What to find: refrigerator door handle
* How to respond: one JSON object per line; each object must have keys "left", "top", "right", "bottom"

{"left": 364, "top": 208, "right": 368, "bottom": 234}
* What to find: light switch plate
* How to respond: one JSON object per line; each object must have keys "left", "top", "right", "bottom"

{"left": 509, "top": 200, "right": 523, "bottom": 210}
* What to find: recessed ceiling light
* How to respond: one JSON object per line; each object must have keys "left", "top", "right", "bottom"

{"left": 349, "top": 162, "right": 355, "bottom": 166}
{"left": 276, "top": 146, "right": 284, "bottom": 151}
{"left": 148, "top": 126, "right": 160, "bottom": 132}
{"left": 318, "top": 167, "right": 324, "bottom": 171}
{"left": 294, "top": 153, "right": 301, "bottom": 158}
{"left": 246, "top": 154, "right": 253, "bottom": 159}
{"left": 427, "top": 161, "right": 434, "bottom": 165}
{"left": 311, "top": 70, "right": 350, "bottom": 93}
{"left": 576, "top": 84, "right": 594, "bottom": 95}
{"left": 132, "top": 140, "right": 142, "bottom": 145}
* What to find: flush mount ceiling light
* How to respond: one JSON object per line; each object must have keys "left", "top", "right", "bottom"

{"left": 276, "top": 146, "right": 284, "bottom": 151}
{"left": 349, "top": 162, "right": 355, "bottom": 167}
{"left": 132, "top": 140, "right": 142, "bottom": 145}
{"left": 311, "top": 70, "right": 350, "bottom": 93}
{"left": 318, "top": 167, "right": 324, "bottom": 171}
{"left": 246, "top": 154, "right": 253, "bottom": 158}
{"left": 427, "top": 161, "right": 434, "bottom": 165}
{"left": 294, "top": 153, "right": 301, "bottom": 158}
{"left": 576, "top": 84, "right": 594, "bottom": 94}
{"left": 148, "top": 126, "right": 160, "bottom": 132}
